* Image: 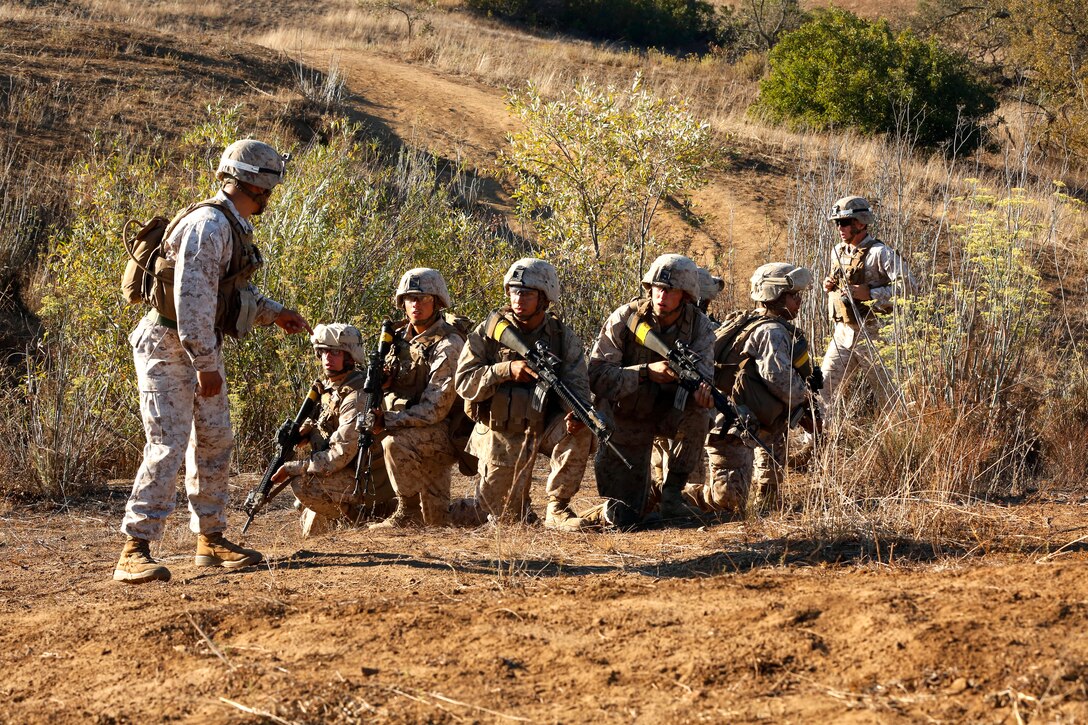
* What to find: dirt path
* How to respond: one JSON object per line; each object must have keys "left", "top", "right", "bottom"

{"left": 308, "top": 47, "right": 777, "bottom": 274}
{"left": 2, "top": 489, "right": 1087, "bottom": 723}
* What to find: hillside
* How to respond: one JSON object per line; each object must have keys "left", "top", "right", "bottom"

{"left": 2, "top": 2, "right": 1088, "bottom": 723}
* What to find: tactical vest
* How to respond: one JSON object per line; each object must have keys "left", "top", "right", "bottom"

{"left": 726, "top": 313, "right": 812, "bottom": 436}
{"left": 384, "top": 316, "right": 465, "bottom": 414}
{"left": 829, "top": 238, "right": 883, "bottom": 325}
{"left": 467, "top": 309, "right": 566, "bottom": 434}
{"left": 148, "top": 199, "right": 264, "bottom": 339}
{"left": 615, "top": 299, "right": 700, "bottom": 422}
{"left": 307, "top": 371, "right": 366, "bottom": 453}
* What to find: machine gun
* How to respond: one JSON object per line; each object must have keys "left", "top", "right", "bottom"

{"left": 485, "top": 313, "right": 632, "bottom": 469}
{"left": 241, "top": 380, "right": 323, "bottom": 535}
{"left": 626, "top": 315, "right": 773, "bottom": 457}
{"left": 354, "top": 319, "right": 396, "bottom": 495}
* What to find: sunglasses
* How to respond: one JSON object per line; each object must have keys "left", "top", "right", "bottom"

{"left": 834, "top": 219, "right": 854, "bottom": 227}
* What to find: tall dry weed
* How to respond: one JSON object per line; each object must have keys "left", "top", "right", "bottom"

{"left": 775, "top": 104, "right": 1085, "bottom": 542}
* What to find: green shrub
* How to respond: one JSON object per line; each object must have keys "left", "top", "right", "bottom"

{"left": 756, "top": 8, "right": 997, "bottom": 147}
{"left": 502, "top": 75, "right": 717, "bottom": 342}
{"left": 464, "top": 0, "right": 724, "bottom": 51}
{"left": 19, "top": 108, "right": 518, "bottom": 497}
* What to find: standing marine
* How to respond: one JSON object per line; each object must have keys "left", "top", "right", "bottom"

{"left": 115, "top": 139, "right": 311, "bottom": 583}
{"left": 821, "top": 196, "right": 915, "bottom": 417}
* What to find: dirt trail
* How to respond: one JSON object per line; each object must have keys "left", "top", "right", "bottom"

{"left": 2, "top": 490, "right": 1088, "bottom": 723}
{"left": 309, "top": 47, "right": 777, "bottom": 274}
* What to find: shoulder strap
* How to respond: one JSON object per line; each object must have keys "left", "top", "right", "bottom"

{"left": 733, "top": 314, "right": 782, "bottom": 355}
{"left": 164, "top": 199, "right": 252, "bottom": 285}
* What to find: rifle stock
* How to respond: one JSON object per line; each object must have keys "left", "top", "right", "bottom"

{"left": 486, "top": 313, "right": 633, "bottom": 469}
{"left": 241, "top": 380, "right": 322, "bottom": 535}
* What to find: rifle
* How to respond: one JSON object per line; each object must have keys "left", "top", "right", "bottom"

{"left": 486, "top": 313, "right": 633, "bottom": 469}
{"left": 626, "top": 315, "right": 774, "bottom": 458}
{"left": 354, "top": 319, "right": 395, "bottom": 495}
{"left": 241, "top": 380, "right": 323, "bottom": 535}
{"left": 792, "top": 364, "right": 825, "bottom": 435}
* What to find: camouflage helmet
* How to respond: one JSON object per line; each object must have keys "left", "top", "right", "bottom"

{"left": 216, "top": 139, "right": 288, "bottom": 191}
{"left": 698, "top": 267, "right": 725, "bottom": 304}
{"left": 503, "top": 258, "right": 560, "bottom": 304}
{"left": 395, "top": 268, "right": 452, "bottom": 309}
{"left": 642, "top": 253, "right": 700, "bottom": 301}
{"left": 750, "top": 262, "right": 814, "bottom": 303}
{"left": 827, "top": 195, "right": 875, "bottom": 226}
{"left": 310, "top": 323, "right": 366, "bottom": 365}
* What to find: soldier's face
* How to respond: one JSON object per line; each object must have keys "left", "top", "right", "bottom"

{"left": 403, "top": 294, "right": 435, "bottom": 325}
{"left": 509, "top": 286, "right": 542, "bottom": 321}
{"left": 240, "top": 180, "right": 273, "bottom": 215}
{"left": 835, "top": 218, "right": 866, "bottom": 244}
{"left": 781, "top": 290, "right": 803, "bottom": 319}
{"left": 319, "top": 348, "right": 348, "bottom": 375}
{"left": 651, "top": 284, "right": 684, "bottom": 318}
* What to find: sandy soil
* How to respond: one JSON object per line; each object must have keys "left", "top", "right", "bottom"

{"left": 3, "top": 474, "right": 1088, "bottom": 724}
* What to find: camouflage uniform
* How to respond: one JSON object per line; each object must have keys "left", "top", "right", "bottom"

{"left": 121, "top": 191, "right": 284, "bottom": 541}
{"left": 380, "top": 317, "right": 466, "bottom": 524}
{"left": 455, "top": 309, "right": 592, "bottom": 522}
{"left": 823, "top": 236, "right": 915, "bottom": 413}
{"left": 281, "top": 370, "right": 396, "bottom": 534}
{"left": 589, "top": 298, "right": 715, "bottom": 522}
{"left": 693, "top": 313, "right": 811, "bottom": 513}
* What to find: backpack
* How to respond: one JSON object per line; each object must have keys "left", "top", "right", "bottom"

{"left": 710, "top": 309, "right": 764, "bottom": 393}
{"left": 714, "top": 310, "right": 809, "bottom": 435}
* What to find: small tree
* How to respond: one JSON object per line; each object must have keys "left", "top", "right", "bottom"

{"left": 359, "top": 0, "right": 435, "bottom": 40}
{"left": 1005, "top": 0, "right": 1088, "bottom": 156}
{"left": 756, "top": 8, "right": 997, "bottom": 147}
{"left": 738, "top": 0, "right": 806, "bottom": 51}
{"left": 502, "top": 74, "right": 716, "bottom": 270}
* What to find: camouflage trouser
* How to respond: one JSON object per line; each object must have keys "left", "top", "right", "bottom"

{"left": 821, "top": 321, "right": 899, "bottom": 417}
{"left": 382, "top": 424, "right": 457, "bottom": 524}
{"left": 288, "top": 442, "right": 396, "bottom": 533}
{"left": 595, "top": 405, "right": 711, "bottom": 519}
{"left": 467, "top": 414, "right": 591, "bottom": 522}
{"left": 120, "top": 317, "right": 234, "bottom": 541}
{"left": 691, "top": 430, "right": 787, "bottom": 514}
{"left": 649, "top": 438, "right": 707, "bottom": 513}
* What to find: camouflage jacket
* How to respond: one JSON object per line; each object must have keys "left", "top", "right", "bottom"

{"left": 164, "top": 190, "right": 282, "bottom": 371}
{"left": 281, "top": 370, "right": 364, "bottom": 477}
{"left": 383, "top": 316, "right": 465, "bottom": 430}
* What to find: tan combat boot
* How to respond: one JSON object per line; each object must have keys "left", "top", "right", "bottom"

{"left": 113, "top": 536, "right": 171, "bottom": 584}
{"left": 194, "top": 532, "right": 262, "bottom": 569}
{"left": 300, "top": 508, "right": 333, "bottom": 538}
{"left": 368, "top": 496, "right": 417, "bottom": 530}
{"left": 544, "top": 498, "right": 586, "bottom": 532}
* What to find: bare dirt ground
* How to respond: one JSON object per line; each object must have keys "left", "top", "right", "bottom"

{"left": 3, "top": 473, "right": 1088, "bottom": 724}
